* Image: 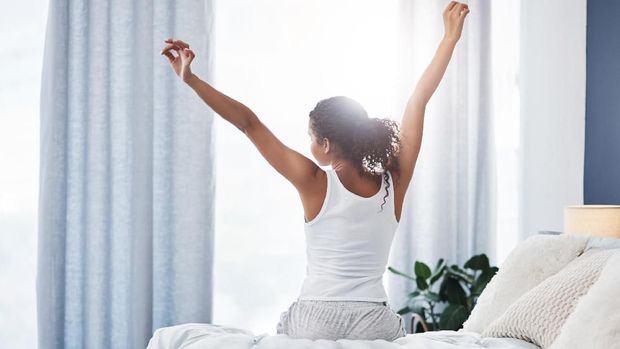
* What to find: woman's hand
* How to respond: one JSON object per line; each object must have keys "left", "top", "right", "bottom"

{"left": 442, "top": 1, "right": 470, "bottom": 42}
{"left": 161, "top": 38, "right": 196, "bottom": 83}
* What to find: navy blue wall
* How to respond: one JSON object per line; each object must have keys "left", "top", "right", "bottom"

{"left": 584, "top": 0, "right": 620, "bottom": 204}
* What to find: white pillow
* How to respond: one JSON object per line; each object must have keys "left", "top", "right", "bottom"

{"left": 549, "top": 251, "right": 620, "bottom": 349}
{"left": 481, "top": 248, "right": 614, "bottom": 348}
{"left": 585, "top": 236, "right": 620, "bottom": 250}
{"left": 462, "top": 234, "right": 588, "bottom": 333}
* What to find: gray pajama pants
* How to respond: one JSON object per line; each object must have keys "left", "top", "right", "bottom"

{"left": 276, "top": 299, "right": 406, "bottom": 341}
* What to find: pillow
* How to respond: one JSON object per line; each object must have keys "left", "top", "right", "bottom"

{"left": 585, "top": 236, "right": 620, "bottom": 250}
{"left": 481, "top": 248, "right": 615, "bottom": 348}
{"left": 549, "top": 251, "right": 620, "bottom": 349}
{"left": 462, "top": 234, "right": 588, "bottom": 333}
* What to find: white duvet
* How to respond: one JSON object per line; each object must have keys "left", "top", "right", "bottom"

{"left": 147, "top": 323, "right": 539, "bottom": 349}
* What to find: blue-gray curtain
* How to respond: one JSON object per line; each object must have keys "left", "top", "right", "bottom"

{"left": 37, "top": 0, "right": 215, "bottom": 348}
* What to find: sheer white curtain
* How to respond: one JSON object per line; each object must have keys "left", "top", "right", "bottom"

{"left": 385, "top": 0, "right": 497, "bottom": 313}
{"left": 38, "top": 1, "right": 215, "bottom": 348}
{"left": 212, "top": 0, "right": 512, "bottom": 335}
{"left": 212, "top": 0, "right": 404, "bottom": 334}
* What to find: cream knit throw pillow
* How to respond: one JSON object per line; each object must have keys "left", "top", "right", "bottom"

{"left": 481, "top": 248, "right": 614, "bottom": 348}
{"left": 549, "top": 251, "right": 620, "bottom": 349}
{"left": 462, "top": 234, "right": 588, "bottom": 333}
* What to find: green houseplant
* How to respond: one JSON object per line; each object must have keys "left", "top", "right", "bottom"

{"left": 388, "top": 254, "right": 498, "bottom": 333}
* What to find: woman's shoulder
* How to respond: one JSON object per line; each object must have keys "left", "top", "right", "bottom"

{"left": 300, "top": 166, "right": 329, "bottom": 196}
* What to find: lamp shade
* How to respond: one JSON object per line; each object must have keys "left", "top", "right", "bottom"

{"left": 564, "top": 205, "right": 620, "bottom": 238}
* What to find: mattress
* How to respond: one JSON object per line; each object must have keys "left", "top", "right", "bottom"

{"left": 147, "top": 323, "right": 540, "bottom": 349}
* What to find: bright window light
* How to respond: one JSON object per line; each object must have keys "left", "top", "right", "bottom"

{"left": 212, "top": 0, "right": 521, "bottom": 333}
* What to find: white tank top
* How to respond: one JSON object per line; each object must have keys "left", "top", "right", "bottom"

{"left": 298, "top": 168, "right": 399, "bottom": 302}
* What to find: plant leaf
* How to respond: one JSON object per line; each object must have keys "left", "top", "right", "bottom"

{"left": 439, "top": 276, "right": 468, "bottom": 306}
{"left": 408, "top": 290, "right": 421, "bottom": 298}
{"left": 387, "top": 266, "right": 416, "bottom": 281}
{"left": 397, "top": 306, "right": 412, "bottom": 315}
{"left": 446, "top": 266, "right": 474, "bottom": 284}
{"left": 434, "top": 258, "right": 446, "bottom": 272}
{"left": 416, "top": 277, "right": 429, "bottom": 291}
{"left": 472, "top": 266, "right": 499, "bottom": 296}
{"left": 414, "top": 261, "right": 432, "bottom": 280}
{"left": 464, "top": 254, "right": 490, "bottom": 271}
{"left": 429, "top": 264, "right": 447, "bottom": 285}
{"left": 424, "top": 291, "right": 441, "bottom": 303}
{"left": 438, "top": 304, "right": 470, "bottom": 330}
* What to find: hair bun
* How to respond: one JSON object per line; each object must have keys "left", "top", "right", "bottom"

{"left": 309, "top": 96, "right": 400, "bottom": 176}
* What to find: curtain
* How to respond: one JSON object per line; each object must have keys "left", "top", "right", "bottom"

{"left": 37, "top": 1, "right": 215, "bottom": 348}
{"left": 386, "top": 0, "right": 496, "bottom": 322}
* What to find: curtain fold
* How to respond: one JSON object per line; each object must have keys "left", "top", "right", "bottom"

{"left": 386, "top": 0, "right": 496, "bottom": 324}
{"left": 37, "top": 1, "right": 215, "bottom": 348}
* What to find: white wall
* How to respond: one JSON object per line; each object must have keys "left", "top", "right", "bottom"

{"left": 519, "top": 0, "right": 586, "bottom": 237}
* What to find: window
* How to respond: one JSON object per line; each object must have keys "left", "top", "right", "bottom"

{"left": 212, "top": 0, "right": 521, "bottom": 334}
{"left": 491, "top": 0, "right": 520, "bottom": 263}
{"left": 212, "top": 0, "right": 404, "bottom": 334}
{"left": 0, "top": 0, "right": 520, "bottom": 343}
{"left": 0, "top": 1, "right": 49, "bottom": 347}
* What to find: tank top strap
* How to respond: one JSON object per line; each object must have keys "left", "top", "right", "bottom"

{"left": 326, "top": 168, "right": 344, "bottom": 195}
{"left": 325, "top": 168, "right": 336, "bottom": 193}
{"left": 329, "top": 168, "right": 389, "bottom": 201}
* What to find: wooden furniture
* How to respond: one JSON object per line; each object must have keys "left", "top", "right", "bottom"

{"left": 564, "top": 205, "right": 620, "bottom": 238}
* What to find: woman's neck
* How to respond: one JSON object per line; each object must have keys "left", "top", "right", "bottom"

{"left": 331, "top": 159, "right": 378, "bottom": 182}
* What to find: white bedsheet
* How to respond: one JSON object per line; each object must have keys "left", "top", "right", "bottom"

{"left": 147, "top": 323, "right": 540, "bottom": 349}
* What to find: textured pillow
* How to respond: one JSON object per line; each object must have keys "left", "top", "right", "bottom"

{"left": 462, "top": 234, "right": 588, "bottom": 333}
{"left": 481, "top": 248, "right": 615, "bottom": 348}
{"left": 549, "top": 251, "right": 620, "bottom": 349}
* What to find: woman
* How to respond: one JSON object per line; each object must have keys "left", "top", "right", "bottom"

{"left": 161, "top": 0, "right": 469, "bottom": 341}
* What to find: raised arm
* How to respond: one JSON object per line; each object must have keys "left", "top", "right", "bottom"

{"left": 160, "top": 39, "right": 319, "bottom": 191}
{"left": 394, "top": 1, "right": 469, "bottom": 191}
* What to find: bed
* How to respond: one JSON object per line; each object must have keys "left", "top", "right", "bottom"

{"left": 147, "top": 206, "right": 620, "bottom": 349}
{"left": 147, "top": 324, "right": 539, "bottom": 349}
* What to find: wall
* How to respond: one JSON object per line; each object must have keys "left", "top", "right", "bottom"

{"left": 519, "top": 0, "right": 587, "bottom": 237}
{"left": 584, "top": 0, "right": 620, "bottom": 204}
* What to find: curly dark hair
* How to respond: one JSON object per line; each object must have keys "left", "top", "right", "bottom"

{"left": 309, "top": 96, "right": 400, "bottom": 211}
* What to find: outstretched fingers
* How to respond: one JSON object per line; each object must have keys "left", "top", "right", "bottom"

{"left": 453, "top": 2, "right": 469, "bottom": 19}
{"left": 162, "top": 38, "right": 196, "bottom": 62}
{"left": 179, "top": 48, "right": 195, "bottom": 64}
{"left": 460, "top": 7, "right": 470, "bottom": 18}
{"left": 455, "top": 3, "right": 468, "bottom": 14}
{"left": 160, "top": 43, "right": 182, "bottom": 55}
{"left": 445, "top": 1, "right": 458, "bottom": 12}
{"left": 444, "top": 1, "right": 469, "bottom": 17}
{"left": 165, "top": 38, "right": 190, "bottom": 49}
{"left": 162, "top": 50, "right": 176, "bottom": 63}
{"left": 448, "top": 4, "right": 469, "bottom": 21}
